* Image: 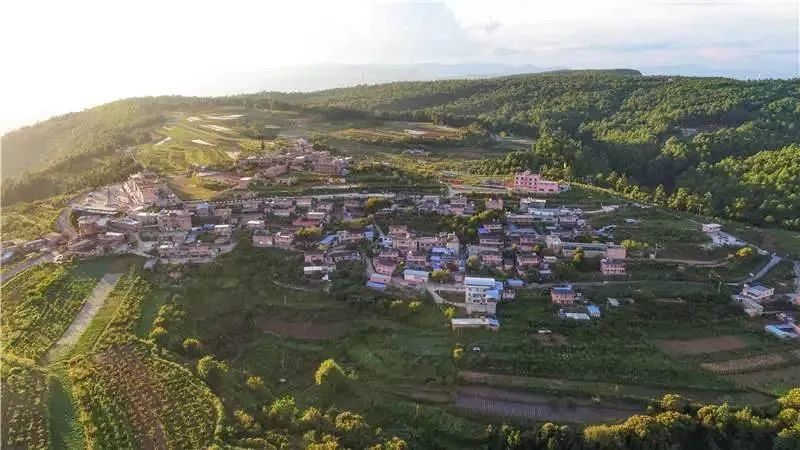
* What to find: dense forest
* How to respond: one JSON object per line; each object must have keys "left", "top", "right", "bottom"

{"left": 2, "top": 71, "right": 798, "bottom": 227}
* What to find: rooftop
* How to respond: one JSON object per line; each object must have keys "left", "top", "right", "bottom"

{"left": 464, "top": 277, "right": 496, "bottom": 287}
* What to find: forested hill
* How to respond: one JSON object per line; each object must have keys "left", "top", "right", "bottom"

{"left": 253, "top": 71, "right": 800, "bottom": 229}
{"left": 2, "top": 71, "right": 798, "bottom": 228}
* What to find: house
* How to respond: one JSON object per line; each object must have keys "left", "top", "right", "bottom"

{"left": 388, "top": 225, "right": 409, "bottom": 238}
{"left": 485, "top": 198, "right": 504, "bottom": 210}
{"left": 295, "top": 198, "right": 313, "bottom": 208}
{"left": 325, "top": 250, "right": 361, "bottom": 264}
{"left": 392, "top": 236, "right": 416, "bottom": 251}
{"left": 374, "top": 258, "right": 399, "bottom": 275}
{"left": 560, "top": 311, "right": 591, "bottom": 321}
{"left": 274, "top": 231, "right": 294, "bottom": 248}
{"left": 479, "top": 233, "right": 504, "bottom": 248}
{"left": 444, "top": 233, "right": 461, "bottom": 254}
{"left": 465, "top": 277, "right": 503, "bottom": 315}
{"left": 214, "top": 224, "right": 232, "bottom": 237}
{"left": 600, "top": 258, "right": 626, "bottom": 276}
{"left": 450, "top": 317, "right": 500, "bottom": 331}
{"left": 517, "top": 252, "right": 540, "bottom": 268}
{"left": 214, "top": 208, "right": 232, "bottom": 223}
{"left": 78, "top": 215, "right": 109, "bottom": 237}
{"left": 238, "top": 177, "right": 253, "bottom": 189}
{"left": 740, "top": 283, "right": 775, "bottom": 302}
{"left": 479, "top": 249, "right": 503, "bottom": 267}
{"left": 512, "top": 171, "right": 560, "bottom": 194}
{"left": 605, "top": 244, "right": 627, "bottom": 260}
{"left": 406, "top": 250, "right": 428, "bottom": 267}
{"left": 246, "top": 220, "right": 266, "bottom": 230}
{"left": 519, "top": 197, "right": 547, "bottom": 212}
{"left": 702, "top": 223, "right": 722, "bottom": 233}
{"left": 587, "top": 305, "right": 601, "bottom": 318}
{"left": 369, "top": 273, "right": 391, "bottom": 284}
{"left": 304, "top": 252, "right": 325, "bottom": 264}
{"left": 158, "top": 243, "right": 218, "bottom": 264}
{"left": 337, "top": 229, "right": 364, "bottom": 244}
{"left": 304, "top": 265, "right": 336, "bottom": 276}
{"left": 416, "top": 236, "right": 441, "bottom": 251}
{"left": 43, "top": 232, "right": 65, "bottom": 247}
{"left": 272, "top": 208, "right": 293, "bottom": 218}
{"left": 253, "top": 230, "right": 275, "bottom": 247}
{"left": 551, "top": 285, "right": 577, "bottom": 305}
{"left": 764, "top": 321, "right": 800, "bottom": 339}
{"left": 403, "top": 269, "right": 429, "bottom": 284}
{"left": 157, "top": 210, "right": 192, "bottom": 232}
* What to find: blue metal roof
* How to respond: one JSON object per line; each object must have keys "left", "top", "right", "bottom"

{"left": 403, "top": 269, "right": 429, "bottom": 277}
{"left": 319, "top": 235, "right": 338, "bottom": 245}
{"left": 366, "top": 281, "right": 386, "bottom": 290}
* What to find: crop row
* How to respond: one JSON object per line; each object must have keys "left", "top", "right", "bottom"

{"left": 2, "top": 264, "right": 98, "bottom": 359}
{"left": 0, "top": 355, "right": 48, "bottom": 450}
{"left": 69, "top": 341, "right": 220, "bottom": 449}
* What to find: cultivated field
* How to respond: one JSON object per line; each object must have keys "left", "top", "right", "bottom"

{"left": 656, "top": 335, "right": 749, "bottom": 356}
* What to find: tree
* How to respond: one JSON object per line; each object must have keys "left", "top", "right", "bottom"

{"left": 407, "top": 301, "right": 422, "bottom": 313}
{"left": 364, "top": 197, "right": 390, "bottom": 214}
{"left": 452, "top": 346, "right": 465, "bottom": 363}
{"left": 182, "top": 337, "right": 201, "bottom": 354}
{"left": 572, "top": 248, "right": 585, "bottom": 264}
{"left": 735, "top": 246, "right": 755, "bottom": 259}
{"left": 315, "top": 358, "right": 348, "bottom": 388}
{"left": 233, "top": 409, "right": 261, "bottom": 434}
{"left": 467, "top": 255, "right": 481, "bottom": 271}
{"left": 265, "top": 395, "right": 298, "bottom": 428}
{"left": 149, "top": 326, "right": 168, "bottom": 344}
{"left": 197, "top": 355, "right": 228, "bottom": 386}
{"left": 443, "top": 306, "right": 456, "bottom": 320}
{"left": 245, "top": 375, "right": 265, "bottom": 392}
{"left": 429, "top": 269, "right": 451, "bottom": 283}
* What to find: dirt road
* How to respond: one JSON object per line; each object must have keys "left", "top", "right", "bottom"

{"left": 42, "top": 272, "right": 123, "bottom": 363}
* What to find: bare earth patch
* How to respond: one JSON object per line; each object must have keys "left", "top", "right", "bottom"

{"left": 255, "top": 316, "right": 350, "bottom": 340}
{"left": 533, "top": 333, "right": 568, "bottom": 346}
{"left": 656, "top": 335, "right": 748, "bottom": 355}
{"left": 454, "top": 386, "right": 638, "bottom": 423}
{"left": 702, "top": 353, "right": 786, "bottom": 375}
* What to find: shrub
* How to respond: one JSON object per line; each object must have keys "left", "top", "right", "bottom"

{"left": 182, "top": 338, "right": 201, "bottom": 354}
{"left": 196, "top": 355, "right": 228, "bottom": 386}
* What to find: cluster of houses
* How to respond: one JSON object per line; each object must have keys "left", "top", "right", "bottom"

{"left": 238, "top": 138, "right": 351, "bottom": 182}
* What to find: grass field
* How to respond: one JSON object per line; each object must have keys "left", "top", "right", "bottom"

{"left": 0, "top": 193, "right": 71, "bottom": 241}
{"left": 47, "top": 365, "right": 84, "bottom": 450}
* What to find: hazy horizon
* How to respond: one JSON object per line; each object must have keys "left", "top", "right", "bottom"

{"left": 3, "top": 0, "right": 797, "bottom": 135}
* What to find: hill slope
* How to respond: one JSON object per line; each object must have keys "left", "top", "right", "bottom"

{"left": 2, "top": 71, "right": 798, "bottom": 228}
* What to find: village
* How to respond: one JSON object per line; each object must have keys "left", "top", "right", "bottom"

{"left": 2, "top": 139, "right": 799, "bottom": 344}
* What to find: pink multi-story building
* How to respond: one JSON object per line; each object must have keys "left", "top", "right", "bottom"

{"left": 606, "top": 244, "right": 627, "bottom": 260}
{"left": 513, "top": 171, "right": 560, "bottom": 194}
{"left": 551, "top": 285, "right": 577, "bottom": 305}
{"left": 374, "top": 258, "right": 398, "bottom": 275}
{"left": 601, "top": 258, "right": 626, "bottom": 276}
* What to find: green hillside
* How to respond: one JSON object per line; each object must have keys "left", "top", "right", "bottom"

{"left": 2, "top": 72, "right": 798, "bottom": 228}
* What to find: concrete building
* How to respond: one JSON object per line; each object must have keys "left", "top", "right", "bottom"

{"left": 551, "top": 285, "right": 577, "bottom": 305}
{"left": 512, "top": 171, "right": 560, "bottom": 194}
{"left": 465, "top": 277, "right": 503, "bottom": 315}
{"left": 600, "top": 258, "right": 626, "bottom": 276}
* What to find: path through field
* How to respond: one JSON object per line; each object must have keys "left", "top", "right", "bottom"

{"left": 454, "top": 386, "right": 638, "bottom": 423}
{"left": 42, "top": 272, "right": 123, "bottom": 363}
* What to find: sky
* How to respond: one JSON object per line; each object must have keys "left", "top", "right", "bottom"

{"left": 1, "top": 0, "right": 798, "bottom": 134}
